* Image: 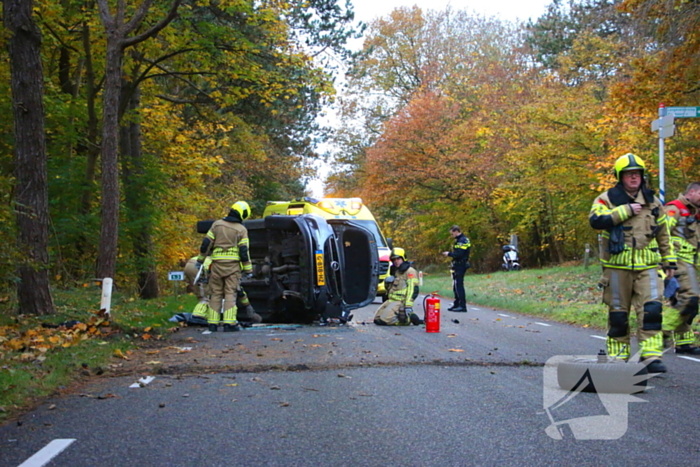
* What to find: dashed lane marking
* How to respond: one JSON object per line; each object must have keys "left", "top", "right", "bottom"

{"left": 18, "top": 439, "right": 75, "bottom": 467}
{"left": 591, "top": 335, "right": 607, "bottom": 340}
{"left": 497, "top": 314, "right": 511, "bottom": 318}
{"left": 677, "top": 356, "right": 700, "bottom": 363}
{"left": 535, "top": 322, "right": 551, "bottom": 327}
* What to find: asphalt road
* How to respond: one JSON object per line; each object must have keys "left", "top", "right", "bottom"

{"left": 2, "top": 296, "right": 699, "bottom": 466}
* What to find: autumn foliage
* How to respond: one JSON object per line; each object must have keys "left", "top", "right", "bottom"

{"left": 328, "top": 1, "right": 700, "bottom": 270}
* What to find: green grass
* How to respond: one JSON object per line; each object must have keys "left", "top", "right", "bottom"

{"left": 0, "top": 286, "right": 200, "bottom": 423}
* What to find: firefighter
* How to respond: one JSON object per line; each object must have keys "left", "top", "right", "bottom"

{"left": 197, "top": 201, "right": 253, "bottom": 332}
{"left": 663, "top": 182, "right": 700, "bottom": 354}
{"left": 185, "top": 256, "right": 261, "bottom": 325}
{"left": 589, "top": 153, "right": 677, "bottom": 373}
{"left": 373, "top": 248, "right": 422, "bottom": 326}
{"left": 441, "top": 225, "right": 471, "bottom": 312}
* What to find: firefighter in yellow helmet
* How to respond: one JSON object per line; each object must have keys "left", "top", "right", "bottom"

{"left": 589, "top": 153, "right": 677, "bottom": 373}
{"left": 373, "top": 248, "right": 422, "bottom": 326}
{"left": 197, "top": 201, "right": 253, "bottom": 332}
{"left": 663, "top": 182, "right": 700, "bottom": 354}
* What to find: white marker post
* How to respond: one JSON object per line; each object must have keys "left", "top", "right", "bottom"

{"left": 100, "top": 278, "right": 113, "bottom": 317}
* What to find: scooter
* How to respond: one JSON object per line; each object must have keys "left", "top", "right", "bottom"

{"left": 502, "top": 245, "right": 521, "bottom": 271}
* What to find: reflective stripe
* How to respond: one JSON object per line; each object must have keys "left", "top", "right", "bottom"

{"left": 648, "top": 270, "right": 659, "bottom": 300}
{"left": 610, "top": 270, "right": 621, "bottom": 310}
{"left": 606, "top": 338, "right": 629, "bottom": 359}
{"left": 675, "top": 331, "right": 695, "bottom": 346}
{"left": 211, "top": 247, "right": 240, "bottom": 261}
{"left": 640, "top": 333, "right": 663, "bottom": 358}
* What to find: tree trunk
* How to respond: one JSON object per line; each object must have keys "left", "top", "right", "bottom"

{"left": 96, "top": 40, "right": 123, "bottom": 281}
{"left": 120, "top": 83, "right": 160, "bottom": 299}
{"left": 5, "top": 0, "right": 56, "bottom": 315}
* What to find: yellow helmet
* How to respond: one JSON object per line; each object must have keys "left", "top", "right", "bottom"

{"left": 614, "top": 153, "right": 645, "bottom": 181}
{"left": 231, "top": 200, "right": 251, "bottom": 220}
{"left": 390, "top": 247, "right": 406, "bottom": 261}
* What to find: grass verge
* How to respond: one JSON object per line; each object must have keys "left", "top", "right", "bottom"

{"left": 0, "top": 286, "right": 198, "bottom": 424}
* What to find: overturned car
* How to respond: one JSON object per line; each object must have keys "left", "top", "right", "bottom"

{"left": 197, "top": 214, "right": 378, "bottom": 323}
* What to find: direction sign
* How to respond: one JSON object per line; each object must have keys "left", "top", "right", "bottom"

{"left": 652, "top": 114, "right": 674, "bottom": 131}
{"left": 665, "top": 107, "right": 700, "bottom": 118}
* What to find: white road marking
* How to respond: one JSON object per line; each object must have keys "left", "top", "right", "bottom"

{"left": 677, "top": 356, "right": 700, "bottom": 363}
{"left": 129, "top": 376, "right": 155, "bottom": 388}
{"left": 590, "top": 335, "right": 607, "bottom": 340}
{"left": 497, "top": 314, "right": 511, "bottom": 318}
{"left": 535, "top": 322, "right": 551, "bottom": 327}
{"left": 19, "top": 439, "right": 75, "bottom": 467}
{"left": 470, "top": 307, "right": 480, "bottom": 311}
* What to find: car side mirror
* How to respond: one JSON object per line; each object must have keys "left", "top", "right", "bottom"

{"left": 387, "top": 238, "right": 393, "bottom": 249}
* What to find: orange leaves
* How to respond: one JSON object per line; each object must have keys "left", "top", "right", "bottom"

{"left": 0, "top": 314, "right": 113, "bottom": 362}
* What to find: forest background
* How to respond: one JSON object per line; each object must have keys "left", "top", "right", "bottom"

{"left": 1, "top": 0, "right": 700, "bottom": 315}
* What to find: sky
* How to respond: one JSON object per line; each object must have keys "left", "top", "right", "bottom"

{"left": 307, "top": 0, "right": 554, "bottom": 198}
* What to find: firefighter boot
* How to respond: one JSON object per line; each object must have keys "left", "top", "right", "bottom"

{"left": 208, "top": 324, "right": 218, "bottom": 332}
{"left": 641, "top": 358, "right": 667, "bottom": 374}
{"left": 675, "top": 344, "right": 700, "bottom": 355}
{"left": 223, "top": 323, "right": 241, "bottom": 332}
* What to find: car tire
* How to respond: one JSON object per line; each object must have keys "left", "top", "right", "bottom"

{"left": 557, "top": 358, "right": 648, "bottom": 394}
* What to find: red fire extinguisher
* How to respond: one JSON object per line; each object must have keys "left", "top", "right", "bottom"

{"left": 424, "top": 294, "right": 440, "bottom": 333}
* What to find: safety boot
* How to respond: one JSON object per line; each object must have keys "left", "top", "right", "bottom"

{"left": 223, "top": 323, "right": 241, "bottom": 332}
{"left": 675, "top": 344, "right": 700, "bottom": 355}
{"left": 642, "top": 359, "right": 667, "bottom": 374}
{"left": 208, "top": 324, "right": 218, "bottom": 332}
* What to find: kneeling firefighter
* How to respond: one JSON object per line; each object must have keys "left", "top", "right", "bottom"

{"left": 197, "top": 201, "right": 253, "bottom": 332}
{"left": 185, "top": 256, "right": 261, "bottom": 325}
{"left": 374, "top": 248, "right": 422, "bottom": 326}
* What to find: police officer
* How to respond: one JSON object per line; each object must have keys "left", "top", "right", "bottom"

{"left": 197, "top": 201, "right": 253, "bottom": 332}
{"left": 589, "top": 154, "right": 676, "bottom": 373}
{"left": 373, "top": 248, "right": 422, "bottom": 326}
{"left": 442, "top": 225, "right": 471, "bottom": 312}
{"left": 664, "top": 182, "right": 700, "bottom": 354}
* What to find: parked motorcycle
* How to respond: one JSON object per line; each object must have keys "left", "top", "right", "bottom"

{"left": 502, "top": 245, "right": 521, "bottom": 271}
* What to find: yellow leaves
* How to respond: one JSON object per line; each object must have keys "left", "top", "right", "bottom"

{"left": 113, "top": 349, "right": 129, "bottom": 360}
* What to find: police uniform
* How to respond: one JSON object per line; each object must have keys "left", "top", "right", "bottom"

{"left": 664, "top": 194, "right": 700, "bottom": 353}
{"left": 198, "top": 201, "right": 253, "bottom": 332}
{"left": 374, "top": 252, "right": 420, "bottom": 326}
{"left": 448, "top": 233, "right": 471, "bottom": 311}
{"left": 589, "top": 154, "right": 676, "bottom": 368}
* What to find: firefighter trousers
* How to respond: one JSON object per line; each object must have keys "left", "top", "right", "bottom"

{"left": 207, "top": 262, "right": 240, "bottom": 325}
{"left": 601, "top": 267, "right": 664, "bottom": 360}
{"left": 663, "top": 260, "right": 699, "bottom": 346}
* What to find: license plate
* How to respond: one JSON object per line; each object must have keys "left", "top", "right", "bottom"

{"left": 315, "top": 250, "right": 325, "bottom": 286}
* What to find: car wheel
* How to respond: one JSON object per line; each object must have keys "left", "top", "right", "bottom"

{"left": 557, "top": 358, "right": 648, "bottom": 394}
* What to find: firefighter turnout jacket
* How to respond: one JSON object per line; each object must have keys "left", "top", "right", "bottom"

{"left": 589, "top": 184, "right": 676, "bottom": 270}
{"left": 387, "top": 261, "right": 419, "bottom": 308}
{"left": 198, "top": 217, "right": 252, "bottom": 273}
{"left": 665, "top": 194, "right": 700, "bottom": 265}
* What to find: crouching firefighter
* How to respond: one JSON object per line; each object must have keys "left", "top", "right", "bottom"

{"left": 663, "top": 182, "right": 700, "bottom": 354}
{"left": 589, "top": 153, "right": 677, "bottom": 373}
{"left": 373, "top": 248, "right": 422, "bottom": 326}
{"left": 197, "top": 201, "right": 253, "bottom": 332}
{"left": 185, "top": 256, "right": 262, "bottom": 325}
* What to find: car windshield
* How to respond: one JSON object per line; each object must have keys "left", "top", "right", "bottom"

{"left": 350, "top": 220, "right": 387, "bottom": 247}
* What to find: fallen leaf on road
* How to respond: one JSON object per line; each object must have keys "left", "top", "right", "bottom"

{"left": 226, "top": 383, "right": 238, "bottom": 387}
{"left": 279, "top": 402, "right": 290, "bottom": 407}
{"left": 447, "top": 334, "right": 456, "bottom": 338}
{"left": 448, "top": 349, "right": 465, "bottom": 352}
{"left": 145, "top": 350, "right": 160, "bottom": 355}
{"left": 337, "top": 373, "right": 351, "bottom": 378}
{"left": 113, "top": 349, "right": 129, "bottom": 360}
{"left": 302, "top": 387, "right": 319, "bottom": 391}
{"left": 145, "top": 361, "right": 162, "bottom": 365}
{"left": 48, "top": 404, "right": 56, "bottom": 410}
{"left": 270, "top": 386, "right": 281, "bottom": 390}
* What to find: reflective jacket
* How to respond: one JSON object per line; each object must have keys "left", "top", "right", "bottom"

{"left": 198, "top": 217, "right": 252, "bottom": 272}
{"left": 589, "top": 183, "right": 675, "bottom": 270}
{"left": 665, "top": 194, "right": 700, "bottom": 265}
{"left": 387, "top": 262, "right": 419, "bottom": 307}
{"left": 448, "top": 233, "right": 471, "bottom": 267}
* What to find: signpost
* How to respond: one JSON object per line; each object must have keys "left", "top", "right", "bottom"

{"left": 169, "top": 271, "right": 184, "bottom": 296}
